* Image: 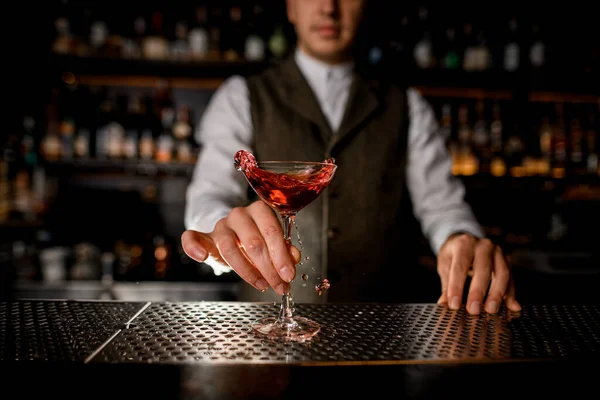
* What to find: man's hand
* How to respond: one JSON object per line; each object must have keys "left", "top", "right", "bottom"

{"left": 181, "top": 200, "right": 300, "bottom": 296}
{"left": 437, "top": 233, "right": 521, "bottom": 315}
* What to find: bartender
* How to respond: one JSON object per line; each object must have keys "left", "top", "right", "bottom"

{"left": 181, "top": 0, "right": 521, "bottom": 315}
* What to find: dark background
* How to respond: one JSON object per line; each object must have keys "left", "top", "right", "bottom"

{"left": 2, "top": 1, "right": 599, "bottom": 304}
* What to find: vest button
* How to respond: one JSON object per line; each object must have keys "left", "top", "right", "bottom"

{"left": 327, "top": 227, "right": 340, "bottom": 239}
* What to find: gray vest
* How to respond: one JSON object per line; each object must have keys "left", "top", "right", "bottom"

{"left": 238, "top": 55, "right": 414, "bottom": 304}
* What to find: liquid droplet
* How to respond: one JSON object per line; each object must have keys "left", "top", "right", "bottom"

{"left": 315, "top": 278, "right": 330, "bottom": 296}
{"left": 234, "top": 149, "right": 257, "bottom": 171}
{"left": 293, "top": 220, "right": 306, "bottom": 267}
{"left": 301, "top": 274, "right": 308, "bottom": 281}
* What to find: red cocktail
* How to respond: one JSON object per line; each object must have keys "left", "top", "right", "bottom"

{"left": 234, "top": 150, "right": 337, "bottom": 342}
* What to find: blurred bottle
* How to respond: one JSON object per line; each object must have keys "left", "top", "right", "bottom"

{"left": 504, "top": 17, "right": 520, "bottom": 72}
{"left": 245, "top": 4, "right": 266, "bottom": 61}
{"left": 153, "top": 235, "right": 171, "bottom": 278}
{"left": 489, "top": 103, "right": 506, "bottom": 176}
{"left": 586, "top": 113, "right": 598, "bottom": 174}
{"left": 139, "top": 130, "right": 155, "bottom": 160}
{"left": 529, "top": 24, "right": 545, "bottom": 69}
{"left": 413, "top": 6, "right": 434, "bottom": 69}
{"left": 441, "top": 27, "right": 460, "bottom": 69}
{"left": 189, "top": 6, "right": 210, "bottom": 60}
{"left": 472, "top": 100, "right": 490, "bottom": 172}
{"left": 156, "top": 107, "right": 175, "bottom": 162}
{"left": 269, "top": 25, "right": 288, "bottom": 59}
{"left": 143, "top": 11, "right": 169, "bottom": 60}
{"left": 170, "top": 19, "right": 190, "bottom": 61}
{"left": 223, "top": 6, "right": 244, "bottom": 61}
{"left": 462, "top": 23, "right": 477, "bottom": 71}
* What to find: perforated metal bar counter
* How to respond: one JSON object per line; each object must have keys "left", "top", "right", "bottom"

{"left": 2, "top": 300, "right": 599, "bottom": 399}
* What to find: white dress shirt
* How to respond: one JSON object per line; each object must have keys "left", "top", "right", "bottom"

{"left": 185, "top": 48, "right": 485, "bottom": 275}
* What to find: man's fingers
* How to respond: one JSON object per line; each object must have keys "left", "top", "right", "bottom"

{"left": 181, "top": 230, "right": 214, "bottom": 262}
{"left": 290, "top": 245, "right": 301, "bottom": 265}
{"left": 213, "top": 225, "right": 273, "bottom": 293}
{"left": 466, "top": 239, "right": 494, "bottom": 315}
{"left": 228, "top": 207, "right": 287, "bottom": 295}
{"left": 504, "top": 276, "right": 522, "bottom": 312}
{"left": 436, "top": 253, "right": 450, "bottom": 305}
{"left": 446, "top": 244, "right": 474, "bottom": 310}
{"left": 249, "top": 202, "right": 297, "bottom": 283}
{"left": 485, "top": 247, "right": 511, "bottom": 313}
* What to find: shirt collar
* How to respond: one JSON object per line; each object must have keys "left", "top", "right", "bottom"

{"left": 294, "top": 47, "right": 354, "bottom": 84}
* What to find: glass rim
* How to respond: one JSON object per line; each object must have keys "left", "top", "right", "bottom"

{"left": 257, "top": 160, "right": 337, "bottom": 167}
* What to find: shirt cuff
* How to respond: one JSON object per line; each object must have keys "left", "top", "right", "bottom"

{"left": 430, "top": 222, "right": 486, "bottom": 255}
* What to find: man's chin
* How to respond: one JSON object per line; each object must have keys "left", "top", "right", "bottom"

{"left": 308, "top": 43, "right": 351, "bottom": 62}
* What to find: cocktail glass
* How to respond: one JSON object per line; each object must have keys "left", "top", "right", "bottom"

{"left": 234, "top": 149, "right": 337, "bottom": 342}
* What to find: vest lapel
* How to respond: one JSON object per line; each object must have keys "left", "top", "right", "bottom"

{"left": 330, "top": 74, "right": 381, "bottom": 154}
{"left": 279, "top": 56, "right": 334, "bottom": 146}
{"left": 278, "top": 55, "right": 382, "bottom": 154}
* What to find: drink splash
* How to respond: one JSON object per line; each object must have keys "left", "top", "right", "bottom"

{"left": 234, "top": 150, "right": 337, "bottom": 342}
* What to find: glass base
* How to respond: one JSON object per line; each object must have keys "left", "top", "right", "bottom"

{"left": 251, "top": 316, "right": 320, "bottom": 343}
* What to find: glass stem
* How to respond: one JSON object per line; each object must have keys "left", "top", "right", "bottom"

{"left": 279, "top": 213, "right": 296, "bottom": 325}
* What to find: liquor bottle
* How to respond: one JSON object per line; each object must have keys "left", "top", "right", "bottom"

{"left": 440, "top": 103, "right": 452, "bottom": 140}
{"left": 173, "top": 106, "right": 194, "bottom": 163}
{"left": 456, "top": 104, "right": 478, "bottom": 175}
{"left": 244, "top": 4, "right": 266, "bottom": 61}
{"left": 569, "top": 118, "right": 584, "bottom": 174}
{"left": 21, "top": 116, "right": 37, "bottom": 168}
{"left": 189, "top": 6, "right": 210, "bottom": 60}
{"left": 52, "top": 15, "right": 73, "bottom": 54}
{"left": 59, "top": 118, "right": 75, "bottom": 160}
{"left": 89, "top": 11, "right": 109, "bottom": 57}
{"left": 41, "top": 116, "right": 61, "bottom": 161}
{"left": 504, "top": 18, "right": 520, "bottom": 72}
{"left": 473, "top": 29, "right": 491, "bottom": 71}
{"left": 123, "top": 130, "right": 138, "bottom": 160}
{"left": 441, "top": 27, "right": 460, "bottom": 69}
{"left": 121, "top": 15, "right": 141, "bottom": 59}
{"left": 106, "top": 122, "right": 125, "bottom": 159}
{"left": 504, "top": 123, "right": 525, "bottom": 176}
{"left": 173, "top": 106, "right": 193, "bottom": 140}
{"left": 132, "top": 14, "right": 147, "bottom": 58}
{"left": 143, "top": 11, "right": 169, "bottom": 60}
{"left": 489, "top": 103, "right": 506, "bottom": 176}
{"left": 538, "top": 115, "right": 553, "bottom": 175}
{"left": 586, "top": 113, "right": 598, "bottom": 174}
{"left": 529, "top": 24, "right": 545, "bottom": 69}
{"left": 208, "top": 7, "right": 223, "bottom": 60}
{"left": 156, "top": 107, "right": 175, "bottom": 163}
{"left": 462, "top": 23, "right": 477, "bottom": 71}
{"left": 223, "top": 6, "right": 244, "bottom": 61}
{"left": 170, "top": 19, "right": 190, "bottom": 61}
{"left": 74, "top": 128, "right": 90, "bottom": 158}
{"left": 153, "top": 235, "right": 171, "bottom": 279}
{"left": 552, "top": 103, "right": 567, "bottom": 178}
{"left": 413, "top": 6, "right": 434, "bottom": 69}
{"left": 139, "top": 130, "right": 155, "bottom": 160}
{"left": 268, "top": 25, "right": 288, "bottom": 59}
{"left": 472, "top": 100, "right": 490, "bottom": 172}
